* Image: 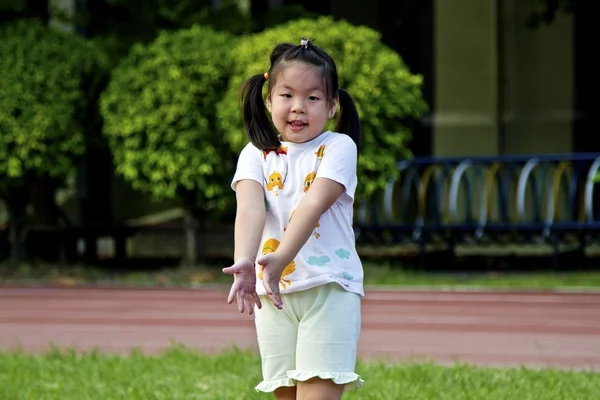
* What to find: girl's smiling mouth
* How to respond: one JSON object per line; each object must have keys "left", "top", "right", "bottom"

{"left": 288, "top": 120, "right": 307, "bottom": 131}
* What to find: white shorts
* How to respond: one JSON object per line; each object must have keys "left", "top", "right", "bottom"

{"left": 253, "top": 282, "right": 363, "bottom": 393}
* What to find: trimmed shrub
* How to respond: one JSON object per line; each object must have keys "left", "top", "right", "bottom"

{"left": 0, "top": 19, "right": 108, "bottom": 183}
{"left": 99, "top": 24, "right": 237, "bottom": 214}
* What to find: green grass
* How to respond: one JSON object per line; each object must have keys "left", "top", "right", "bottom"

{"left": 0, "top": 345, "right": 598, "bottom": 399}
{"left": 363, "top": 264, "right": 600, "bottom": 290}
{"left": 2, "top": 262, "right": 600, "bottom": 291}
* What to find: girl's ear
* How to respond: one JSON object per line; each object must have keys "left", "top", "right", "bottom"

{"left": 328, "top": 97, "right": 338, "bottom": 119}
{"left": 266, "top": 94, "right": 273, "bottom": 113}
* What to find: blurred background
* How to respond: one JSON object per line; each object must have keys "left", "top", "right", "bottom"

{"left": 0, "top": 0, "right": 597, "bottom": 279}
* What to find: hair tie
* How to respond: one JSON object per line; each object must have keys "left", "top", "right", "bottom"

{"left": 264, "top": 72, "right": 269, "bottom": 80}
{"left": 300, "top": 37, "right": 312, "bottom": 49}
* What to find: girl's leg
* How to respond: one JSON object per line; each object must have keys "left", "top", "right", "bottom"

{"left": 274, "top": 386, "right": 297, "bottom": 400}
{"left": 292, "top": 283, "right": 363, "bottom": 400}
{"left": 296, "top": 378, "right": 344, "bottom": 400}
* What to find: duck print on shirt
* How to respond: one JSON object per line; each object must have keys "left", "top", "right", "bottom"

{"left": 314, "top": 145, "right": 325, "bottom": 160}
{"left": 266, "top": 171, "right": 284, "bottom": 197}
{"left": 303, "top": 171, "right": 316, "bottom": 193}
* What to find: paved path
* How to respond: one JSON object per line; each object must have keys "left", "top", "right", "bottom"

{"left": 1, "top": 287, "right": 599, "bottom": 370}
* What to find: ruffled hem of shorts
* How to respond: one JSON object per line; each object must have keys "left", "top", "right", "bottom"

{"left": 287, "top": 370, "right": 364, "bottom": 392}
{"left": 255, "top": 377, "right": 295, "bottom": 393}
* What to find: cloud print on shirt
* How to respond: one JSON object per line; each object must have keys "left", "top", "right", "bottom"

{"left": 307, "top": 255, "right": 331, "bottom": 267}
{"left": 335, "top": 248, "right": 351, "bottom": 259}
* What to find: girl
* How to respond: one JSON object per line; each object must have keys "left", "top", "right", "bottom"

{"left": 223, "top": 37, "right": 364, "bottom": 400}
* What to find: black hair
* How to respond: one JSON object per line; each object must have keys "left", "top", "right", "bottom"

{"left": 240, "top": 38, "right": 361, "bottom": 152}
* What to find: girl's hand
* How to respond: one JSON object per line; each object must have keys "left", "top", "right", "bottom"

{"left": 222, "top": 259, "right": 262, "bottom": 314}
{"left": 256, "top": 252, "right": 287, "bottom": 310}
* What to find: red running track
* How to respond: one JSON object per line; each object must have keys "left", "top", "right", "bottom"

{"left": 1, "top": 287, "right": 599, "bottom": 370}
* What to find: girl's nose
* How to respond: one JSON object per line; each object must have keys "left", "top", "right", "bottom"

{"left": 291, "top": 99, "right": 306, "bottom": 114}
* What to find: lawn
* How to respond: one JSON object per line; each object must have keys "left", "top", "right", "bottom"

{"left": 1, "top": 345, "right": 598, "bottom": 400}
{"left": 2, "top": 262, "right": 600, "bottom": 291}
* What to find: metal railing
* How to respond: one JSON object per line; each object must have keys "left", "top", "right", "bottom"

{"left": 355, "top": 153, "right": 600, "bottom": 248}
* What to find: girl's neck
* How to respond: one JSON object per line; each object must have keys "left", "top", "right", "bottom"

{"left": 279, "top": 130, "right": 330, "bottom": 147}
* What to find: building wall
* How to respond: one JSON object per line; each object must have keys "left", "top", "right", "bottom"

{"left": 433, "top": 0, "right": 574, "bottom": 157}
{"left": 501, "top": 1, "right": 573, "bottom": 155}
{"left": 433, "top": 0, "right": 500, "bottom": 157}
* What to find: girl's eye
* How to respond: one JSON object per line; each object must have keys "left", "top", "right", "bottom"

{"left": 281, "top": 94, "right": 292, "bottom": 98}
{"left": 308, "top": 96, "right": 319, "bottom": 101}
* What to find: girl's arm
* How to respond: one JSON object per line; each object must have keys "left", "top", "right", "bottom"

{"left": 233, "top": 179, "right": 266, "bottom": 264}
{"left": 222, "top": 179, "right": 266, "bottom": 314}
{"left": 274, "top": 177, "right": 344, "bottom": 264}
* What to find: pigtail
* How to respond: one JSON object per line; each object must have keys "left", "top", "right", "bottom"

{"left": 240, "top": 74, "right": 280, "bottom": 150}
{"left": 335, "top": 88, "right": 361, "bottom": 151}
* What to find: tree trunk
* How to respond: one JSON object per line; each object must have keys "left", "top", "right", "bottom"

{"left": 5, "top": 185, "right": 30, "bottom": 264}
{"left": 182, "top": 204, "right": 197, "bottom": 266}
{"left": 30, "top": 176, "right": 63, "bottom": 262}
{"left": 180, "top": 191, "right": 206, "bottom": 266}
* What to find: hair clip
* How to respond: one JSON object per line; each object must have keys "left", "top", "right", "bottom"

{"left": 300, "top": 37, "right": 311, "bottom": 49}
{"left": 264, "top": 72, "right": 269, "bottom": 80}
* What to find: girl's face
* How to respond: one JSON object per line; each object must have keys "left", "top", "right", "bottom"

{"left": 267, "top": 63, "right": 337, "bottom": 143}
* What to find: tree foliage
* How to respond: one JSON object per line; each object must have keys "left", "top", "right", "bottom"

{"left": 99, "top": 25, "right": 237, "bottom": 213}
{"left": 216, "top": 16, "right": 428, "bottom": 199}
{"left": 0, "top": 18, "right": 108, "bottom": 185}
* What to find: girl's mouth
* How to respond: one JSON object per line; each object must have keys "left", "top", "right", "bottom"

{"left": 288, "top": 120, "right": 307, "bottom": 131}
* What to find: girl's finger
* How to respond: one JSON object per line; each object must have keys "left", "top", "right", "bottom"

{"left": 227, "top": 283, "right": 238, "bottom": 304}
{"left": 252, "top": 292, "right": 262, "bottom": 309}
{"left": 262, "top": 276, "right": 272, "bottom": 295}
{"left": 237, "top": 291, "right": 245, "bottom": 313}
{"left": 244, "top": 295, "right": 253, "bottom": 315}
{"left": 270, "top": 292, "right": 283, "bottom": 309}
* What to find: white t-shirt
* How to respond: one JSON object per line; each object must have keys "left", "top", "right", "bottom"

{"left": 231, "top": 130, "right": 364, "bottom": 297}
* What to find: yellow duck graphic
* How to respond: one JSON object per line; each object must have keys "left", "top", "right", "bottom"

{"left": 314, "top": 145, "right": 326, "bottom": 160}
{"left": 266, "top": 171, "right": 284, "bottom": 196}
{"left": 286, "top": 209, "right": 320, "bottom": 239}
{"left": 257, "top": 238, "right": 296, "bottom": 289}
{"left": 303, "top": 171, "right": 316, "bottom": 193}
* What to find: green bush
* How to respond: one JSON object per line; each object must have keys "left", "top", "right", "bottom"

{"left": 216, "top": 16, "right": 428, "bottom": 199}
{"left": 99, "top": 25, "right": 237, "bottom": 214}
{"left": 0, "top": 19, "right": 108, "bottom": 183}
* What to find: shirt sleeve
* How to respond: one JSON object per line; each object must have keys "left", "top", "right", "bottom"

{"left": 315, "top": 134, "right": 358, "bottom": 200}
{"left": 231, "top": 142, "right": 264, "bottom": 191}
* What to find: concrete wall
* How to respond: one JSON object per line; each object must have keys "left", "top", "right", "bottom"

{"left": 433, "top": 0, "right": 574, "bottom": 157}
{"left": 433, "top": 0, "right": 500, "bottom": 156}
{"left": 501, "top": 1, "right": 574, "bottom": 155}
